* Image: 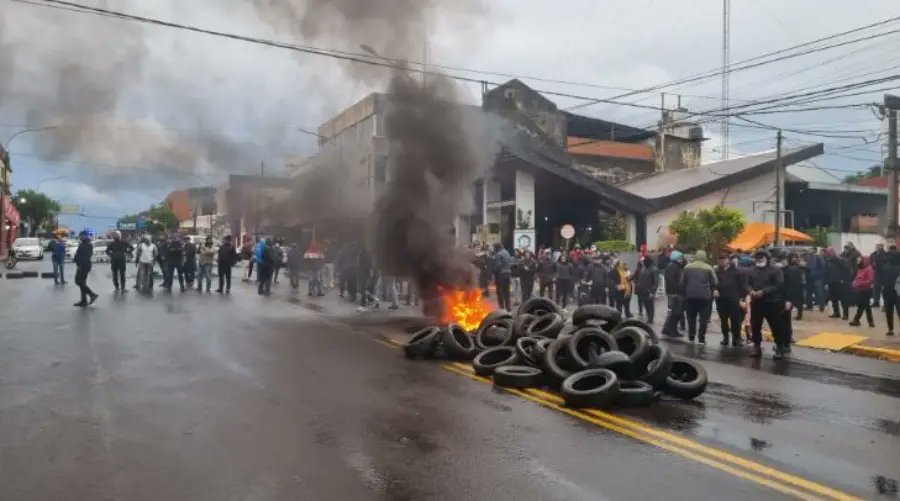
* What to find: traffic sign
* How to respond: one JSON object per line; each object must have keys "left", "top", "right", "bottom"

{"left": 560, "top": 224, "right": 575, "bottom": 240}
{"left": 58, "top": 204, "right": 81, "bottom": 215}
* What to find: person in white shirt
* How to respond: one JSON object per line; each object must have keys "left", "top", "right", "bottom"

{"left": 135, "top": 236, "right": 158, "bottom": 293}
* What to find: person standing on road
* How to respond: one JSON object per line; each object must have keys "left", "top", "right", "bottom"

{"left": 134, "top": 236, "right": 157, "bottom": 293}
{"left": 680, "top": 250, "right": 717, "bottom": 344}
{"left": 196, "top": 236, "right": 217, "bottom": 293}
{"left": 105, "top": 231, "right": 133, "bottom": 292}
{"left": 842, "top": 242, "right": 862, "bottom": 268}
{"left": 609, "top": 259, "right": 634, "bottom": 318}
{"left": 555, "top": 253, "right": 575, "bottom": 309}
{"left": 870, "top": 243, "right": 887, "bottom": 308}
{"left": 287, "top": 243, "right": 303, "bottom": 290}
{"left": 537, "top": 251, "right": 556, "bottom": 300}
{"left": 215, "top": 235, "right": 239, "bottom": 293}
{"left": 715, "top": 253, "right": 746, "bottom": 346}
{"left": 492, "top": 242, "right": 513, "bottom": 312}
{"left": 51, "top": 233, "right": 67, "bottom": 285}
{"left": 242, "top": 237, "right": 256, "bottom": 280}
{"left": 183, "top": 238, "right": 198, "bottom": 288}
{"left": 156, "top": 234, "right": 169, "bottom": 287}
{"left": 804, "top": 247, "right": 826, "bottom": 312}
{"left": 634, "top": 256, "right": 659, "bottom": 324}
{"left": 258, "top": 237, "right": 276, "bottom": 296}
{"left": 165, "top": 234, "right": 186, "bottom": 292}
{"left": 272, "top": 239, "right": 284, "bottom": 285}
{"left": 747, "top": 250, "right": 786, "bottom": 359}
{"left": 662, "top": 251, "right": 687, "bottom": 338}
{"left": 849, "top": 256, "right": 876, "bottom": 328}
{"left": 783, "top": 253, "right": 806, "bottom": 321}
{"left": 882, "top": 250, "right": 900, "bottom": 336}
{"left": 586, "top": 255, "right": 609, "bottom": 306}
{"left": 305, "top": 239, "right": 326, "bottom": 298}
{"left": 518, "top": 250, "right": 537, "bottom": 303}
{"left": 73, "top": 231, "right": 99, "bottom": 307}
{"left": 825, "top": 247, "right": 852, "bottom": 320}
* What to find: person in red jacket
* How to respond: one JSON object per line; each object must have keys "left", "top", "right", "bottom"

{"left": 849, "top": 256, "right": 875, "bottom": 327}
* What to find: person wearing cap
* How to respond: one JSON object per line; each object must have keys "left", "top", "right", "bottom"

{"left": 662, "top": 251, "right": 688, "bottom": 337}
{"left": 105, "top": 230, "right": 133, "bottom": 292}
{"left": 680, "top": 250, "right": 718, "bottom": 343}
{"left": 716, "top": 252, "right": 747, "bottom": 346}
{"left": 747, "top": 250, "right": 786, "bottom": 358}
{"left": 73, "top": 231, "right": 99, "bottom": 307}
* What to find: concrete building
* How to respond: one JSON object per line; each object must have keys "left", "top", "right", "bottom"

{"left": 163, "top": 187, "right": 221, "bottom": 235}
{"left": 0, "top": 145, "right": 20, "bottom": 257}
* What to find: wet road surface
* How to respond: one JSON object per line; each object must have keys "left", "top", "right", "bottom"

{"left": 1, "top": 267, "right": 899, "bottom": 500}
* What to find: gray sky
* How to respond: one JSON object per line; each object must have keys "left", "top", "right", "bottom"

{"left": 1, "top": 0, "right": 898, "bottom": 230}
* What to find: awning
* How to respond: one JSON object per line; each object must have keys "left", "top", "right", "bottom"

{"left": 728, "top": 222, "right": 813, "bottom": 251}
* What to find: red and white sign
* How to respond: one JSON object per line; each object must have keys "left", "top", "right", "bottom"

{"left": 560, "top": 224, "right": 575, "bottom": 240}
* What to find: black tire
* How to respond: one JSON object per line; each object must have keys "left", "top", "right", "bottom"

{"left": 612, "top": 326, "right": 651, "bottom": 365}
{"left": 591, "top": 350, "right": 636, "bottom": 380}
{"left": 6, "top": 272, "right": 23, "bottom": 279}
{"left": 542, "top": 337, "right": 576, "bottom": 386}
{"left": 473, "top": 346, "right": 522, "bottom": 377}
{"left": 40, "top": 272, "right": 55, "bottom": 279}
{"left": 518, "top": 297, "right": 562, "bottom": 317}
{"left": 615, "top": 380, "right": 656, "bottom": 407}
{"left": 531, "top": 337, "right": 553, "bottom": 362}
{"left": 636, "top": 345, "right": 674, "bottom": 389}
{"left": 515, "top": 337, "right": 541, "bottom": 367}
{"left": 21, "top": 271, "right": 38, "bottom": 278}
{"left": 664, "top": 357, "right": 708, "bottom": 400}
{"left": 566, "top": 327, "right": 618, "bottom": 368}
{"left": 527, "top": 313, "right": 564, "bottom": 338}
{"left": 611, "top": 318, "right": 659, "bottom": 344}
{"left": 512, "top": 313, "right": 537, "bottom": 338}
{"left": 492, "top": 365, "right": 543, "bottom": 388}
{"left": 475, "top": 317, "right": 515, "bottom": 349}
{"left": 441, "top": 324, "right": 477, "bottom": 360}
{"left": 561, "top": 368, "right": 620, "bottom": 408}
{"left": 572, "top": 304, "right": 621, "bottom": 326}
{"left": 478, "top": 309, "right": 513, "bottom": 331}
{"left": 403, "top": 327, "right": 441, "bottom": 359}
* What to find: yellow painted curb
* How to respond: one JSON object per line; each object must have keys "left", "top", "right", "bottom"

{"left": 796, "top": 333, "right": 868, "bottom": 351}
{"left": 842, "top": 344, "right": 900, "bottom": 362}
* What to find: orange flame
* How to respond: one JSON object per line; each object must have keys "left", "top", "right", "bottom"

{"left": 438, "top": 286, "right": 495, "bottom": 332}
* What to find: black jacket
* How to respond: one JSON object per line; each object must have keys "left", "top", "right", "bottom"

{"left": 715, "top": 265, "right": 746, "bottom": 301}
{"left": 156, "top": 240, "right": 169, "bottom": 263}
{"left": 825, "top": 256, "right": 853, "bottom": 284}
{"left": 783, "top": 264, "right": 806, "bottom": 303}
{"left": 556, "top": 262, "right": 575, "bottom": 281}
{"left": 184, "top": 242, "right": 197, "bottom": 264}
{"left": 881, "top": 252, "right": 900, "bottom": 296}
{"left": 518, "top": 257, "right": 537, "bottom": 280}
{"left": 74, "top": 240, "right": 93, "bottom": 269}
{"left": 586, "top": 263, "right": 609, "bottom": 287}
{"left": 748, "top": 264, "right": 785, "bottom": 304}
{"left": 105, "top": 239, "right": 132, "bottom": 263}
{"left": 217, "top": 243, "right": 239, "bottom": 267}
{"left": 664, "top": 262, "right": 684, "bottom": 295}
{"left": 261, "top": 244, "right": 278, "bottom": 268}
{"left": 634, "top": 263, "right": 659, "bottom": 294}
{"left": 167, "top": 240, "right": 185, "bottom": 265}
{"left": 537, "top": 260, "right": 556, "bottom": 282}
{"left": 871, "top": 249, "right": 887, "bottom": 273}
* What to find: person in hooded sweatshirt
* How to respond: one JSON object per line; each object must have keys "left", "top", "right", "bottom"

{"left": 880, "top": 249, "right": 900, "bottom": 336}
{"left": 747, "top": 250, "right": 786, "bottom": 359}
{"left": 825, "top": 247, "right": 853, "bottom": 320}
{"left": 849, "top": 255, "right": 875, "bottom": 328}
{"left": 680, "top": 250, "right": 718, "bottom": 343}
{"left": 662, "top": 251, "right": 687, "bottom": 337}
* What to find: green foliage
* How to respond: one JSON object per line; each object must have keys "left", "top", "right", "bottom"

{"left": 842, "top": 164, "right": 882, "bottom": 184}
{"left": 13, "top": 189, "right": 60, "bottom": 235}
{"left": 121, "top": 204, "right": 178, "bottom": 234}
{"left": 593, "top": 240, "right": 635, "bottom": 252}
{"left": 808, "top": 226, "right": 832, "bottom": 248}
{"left": 669, "top": 205, "right": 745, "bottom": 254}
{"left": 600, "top": 213, "right": 627, "bottom": 241}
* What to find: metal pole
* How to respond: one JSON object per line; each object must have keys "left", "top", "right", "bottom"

{"left": 774, "top": 129, "right": 783, "bottom": 246}
{"left": 658, "top": 92, "right": 666, "bottom": 172}
{"left": 721, "top": 0, "right": 731, "bottom": 160}
{"left": 889, "top": 109, "right": 899, "bottom": 232}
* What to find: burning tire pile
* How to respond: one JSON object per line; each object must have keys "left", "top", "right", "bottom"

{"left": 404, "top": 297, "right": 708, "bottom": 409}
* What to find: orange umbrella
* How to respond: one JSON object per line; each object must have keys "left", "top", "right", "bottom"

{"left": 728, "top": 222, "right": 813, "bottom": 251}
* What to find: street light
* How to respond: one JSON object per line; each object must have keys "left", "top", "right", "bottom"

{"left": 2, "top": 125, "right": 59, "bottom": 149}
{"left": 19, "top": 197, "right": 26, "bottom": 204}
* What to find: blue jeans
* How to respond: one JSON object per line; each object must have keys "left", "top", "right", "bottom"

{"left": 52, "top": 260, "right": 65, "bottom": 283}
{"left": 197, "top": 264, "right": 213, "bottom": 291}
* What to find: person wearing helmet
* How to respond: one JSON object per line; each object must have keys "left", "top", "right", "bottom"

{"left": 747, "top": 250, "right": 786, "bottom": 359}
{"left": 105, "top": 230, "right": 133, "bottom": 292}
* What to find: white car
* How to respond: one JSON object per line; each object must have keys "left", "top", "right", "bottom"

{"left": 92, "top": 239, "right": 110, "bottom": 263}
{"left": 11, "top": 237, "right": 44, "bottom": 260}
{"left": 65, "top": 240, "right": 79, "bottom": 261}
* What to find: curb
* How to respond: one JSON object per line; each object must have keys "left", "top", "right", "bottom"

{"left": 841, "top": 344, "right": 900, "bottom": 362}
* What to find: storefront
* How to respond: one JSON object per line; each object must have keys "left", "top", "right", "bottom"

{"left": 1, "top": 196, "right": 20, "bottom": 257}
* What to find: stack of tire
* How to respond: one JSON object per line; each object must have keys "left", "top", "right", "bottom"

{"left": 403, "top": 297, "right": 708, "bottom": 409}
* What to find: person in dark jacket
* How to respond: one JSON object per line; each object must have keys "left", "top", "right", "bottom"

{"left": 50, "top": 234, "right": 67, "bottom": 285}
{"left": 105, "top": 231, "right": 134, "bottom": 291}
{"left": 258, "top": 237, "right": 276, "bottom": 296}
{"left": 804, "top": 248, "right": 826, "bottom": 311}
{"left": 537, "top": 251, "right": 556, "bottom": 299}
{"left": 783, "top": 253, "right": 806, "bottom": 321}
{"left": 555, "top": 254, "right": 576, "bottom": 308}
{"left": 165, "top": 235, "right": 186, "bottom": 292}
{"left": 182, "top": 239, "right": 198, "bottom": 287}
{"left": 716, "top": 253, "right": 746, "bottom": 346}
{"left": 634, "top": 256, "right": 659, "bottom": 324}
{"left": 474, "top": 245, "right": 491, "bottom": 298}
{"left": 849, "top": 256, "right": 876, "bottom": 328}
{"left": 357, "top": 247, "right": 374, "bottom": 307}
{"left": 73, "top": 231, "right": 99, "bottom": 307}
{"left": 870, "top": 243, "right": 887, "bottom": 307}
{"left": 747, "top": 250, "right": 786, "bottom": 359}
{"left": 216, "top": 235, "right": 239, "bottom": 293}
{"left": 287, "top": 243, "right": 304, "bottom": 290}
{"left": 156, "top": 234, "right": 170, "bottom": 288}
{"left": 880, "top": 250, "right": 900, "bottom": 336}
{"left": 662, "top": 251, "right": 687, "bottom": 337}
{"left": 825, "top": 247, "right": 852, "bottom": 320}
{"left": 518, "top": 251, "right": 537, "bottom": 303}
{"left": 680, "top": 250, "right": 718, "bottom": 343}
{"left": 586, "top": 257, "right": 609, "bottom": 305}
{"left": 492, "top": 242, "right": 513, "bottom": 311}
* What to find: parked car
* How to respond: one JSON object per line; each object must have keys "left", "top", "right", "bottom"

{"left": 65, "top": 239, "right": 79, "bottom": 261}
{"left": 92, "top": 239, "right": 110, "bottom": 263}
{"left": 11, "top": 237, "right": 44, "bottom": 260}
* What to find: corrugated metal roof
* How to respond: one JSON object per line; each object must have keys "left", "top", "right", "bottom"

{"left": 785, "top": 161, "right": 842, "bottom": 184}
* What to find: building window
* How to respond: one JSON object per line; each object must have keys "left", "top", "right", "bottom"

{"left": 374, "top": 156, "right": 388, "bottom": 182}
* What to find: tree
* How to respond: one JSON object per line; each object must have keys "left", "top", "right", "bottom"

{"left": 669, "top": 205, "right": 745, "bottom": 255}
{"left": 842, "top": 164, "right": 882, "bottom": 184}
{"left": 120, "top": 204, "right": 178, "bottom": 234}
{"left": 13, "top": 189, "right": 60, "bottom": 235}
{"left": 599, "top": 212, "right": 627, "bottom": 241}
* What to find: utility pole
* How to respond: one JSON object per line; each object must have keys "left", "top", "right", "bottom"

{"left": 774, "top": 129, "right": 783, "bottom": 246}
{"left": 721, "top": 0, "right": 731, "bottom": 160}
{"left": 658, "top": 92, "right": 666, "bottom": 172}
{"left": 887, "top": 103, "right": 899, "bottom": 233}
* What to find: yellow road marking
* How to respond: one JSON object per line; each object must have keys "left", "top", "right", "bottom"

{"left": 445, "top": 362, "right": 861, "bottom": 501}
{"left": 373, "top": 339, "right": 399, "bottom": 349}
{"left": 797, "top": 333, "right": 869, "bottom": 350}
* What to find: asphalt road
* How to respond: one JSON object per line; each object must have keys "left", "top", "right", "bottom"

{"left": 1, "top": 261, "right": 899, "bottom": 500}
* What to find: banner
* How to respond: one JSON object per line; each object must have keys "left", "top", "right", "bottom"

{"left": 513, "top": 229, "right": 536, "bottom": 253}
